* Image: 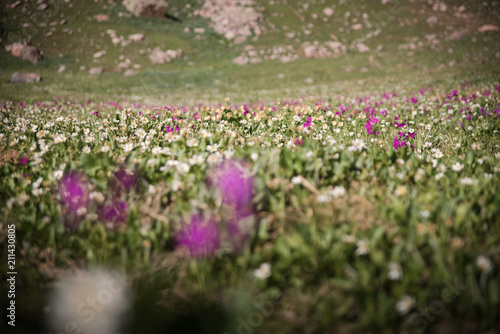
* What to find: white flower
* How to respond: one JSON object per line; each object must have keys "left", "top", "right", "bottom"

{"left": 253, "top": 263, "right": 271, "bottom": 280}
{"left": 207, "top": 153, "right": 222, "bottom": 164}
{"left": 83, "top": 146, "right": 91, "bottom": 154}
{"left": 394, "top": 185, "right": 407, "bottom": 197}
{"left": 291, "top": 176, "right": 302, "bottom": 185}
{"left": 317, "top": 194, "right": 330, "bottom": 203}
{"left": 475, "top": 255, "right": 492, "bottom": 273}
{"left": 135, "top": 128, "right": 146, "bottom": 139}
{"left": 100, "top": 145, "right": 110, "bottom": 153}
{"left": 122, "top": 142, "right": 134, "bottom": 152}
{"left": 434, "top": 151, "right": 443, "bottom": 159}
{"left": 396, "top": 295, "right": 416, "bottom": 315}
{"left": 188, "top": 155, "right": 204, "bottom": 165}
{"left": 148, "top": 185, "right": 156, "bottom": 194}
{"left": 351, "top": 139, "right": 365, "bottom": 151}
{"left": 176, "top": 162, "right": 190, "bottom": 174}
{"left": 419, "top": 210, "right": 430, "bottom": 219}
{"left": 31, "top": 188, "right": 43, "bottom": 197}
{"left": 171, "top": 180, "right": 182, "bottom": 191}
{"left": 76, "top": 207, "right": 87, "bottom": 216}
{"left": 387, "top": 262, "right": 403, "bottom": 280}
{"left": 460, "top": 177, "right": 474, "bottom": 185}
{"left": 223, "top": 150, "right": 234, "bottom": 159}
{"left": 54, "top": 134, "right": 67, "bottom": 144}
{"left": 187, "top": 138, "right": 199, "bottom": 147}
{"left": 206, "top": 144, "right": 219, "bottom": 153}
{"left": 250, "top": 152, "right": 259, "bottom": 161}
{"left": 355, "top": 240, "right": 370, "bottom": 256}
{"left": 414, "top": 168, "right": 425, "bottom": 181}
{"left": 199, "top": 129, "right": 212, "bottom": 138}
{"left": 451, "top": 162, "right": 464, "bottom": 172}
{"left": 16, "top": 193, "right": 30, "bottom": 205}
{"left": 89, "top": 191, "right": 105, "bottom": 203}
{"left": 305, "top": 151, "right": 315, "bottom": 160}
{"left": 53, "top": 170, "right": 64, "bottom": 180}
{"left": 83, "top": 136, "right": 94, "bottom": 143}
{"left": 151, "top": 146, "right": 162, "bottom": 155}
{"left": 330, "top": 186, "right": 346, "bottom": 198}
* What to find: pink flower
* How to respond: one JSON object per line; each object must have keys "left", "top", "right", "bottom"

{"left": 176, "top": 215, "right": 221, "bottom": 257}
{"left": 211, "top": 160, "right": 254, "bottom": 211}
{"left": 99, "top": 200, "right": 128, "bottom": 228}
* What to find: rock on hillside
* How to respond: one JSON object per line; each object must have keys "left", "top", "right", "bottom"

{"left": 122, "top": 0, "right": 167, "bottom": 17}
{"left": 197, "top": 0, "right": 263, "bottom": 39}
{"left": 5, "top": 43, "right": 43, "bottom": 63}
{"left": 11, "top": 72, "right": 41, "bottom": 83}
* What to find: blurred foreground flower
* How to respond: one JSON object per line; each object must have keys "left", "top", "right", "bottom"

{"left": 387, "top": 262, "right": 403, "bottom": 281}
{"left": 112, "top": 167, "right": 138, "bottom": 196}
{"left": 475, "top": 255, "right": 493, "bottom": 273}
{"left": 396, "top": 294, "right": 416, "bottom": 315}
{"left": 253, "top": 262, "right": 272, "bottom": 280}
{"left": 99, "top": 200, "right": 128, "bottom": 229}
{"left": 177, "top": 215, "right": 221, "bottom": 258}
{"left": 48, "top": 269, "right": 130, "bottom": 334}
{"left": 58, "top": 172, "right": 90, "bottom": 228}
{"left": 211, "top": 160, "right": 254, "bottom": 212}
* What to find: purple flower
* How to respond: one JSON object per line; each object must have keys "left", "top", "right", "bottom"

{"left": 212, "top": 160, "right": 254, "bottom": 211}
{"left": 58, "top": 172, "right": 90, "bottom": 228}
{"left": 177, "top": 215, "right": 220, "bottom": 257}
{"left": 99, "top": 200, "right": 128, "bottom": 228}
{"left": 112, "top": 167, "right": 138, "bottom": 196}
{"left": 303, "top": 117, "right": 312, "bottom": 128}
{"left": 18, "top": 156, "right": 28, "bottom": 165}
{"left": 58, "top": 172, "right": 89, "bottom": 213}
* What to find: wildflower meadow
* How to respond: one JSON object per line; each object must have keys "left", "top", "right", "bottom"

{"left": 1, "top": 0, "right": 500, "bottom": 333}
{"left": 1, "top": 82, "right": 500, "bottom": 333}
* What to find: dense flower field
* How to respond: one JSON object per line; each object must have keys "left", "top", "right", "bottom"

{"left": 1, "top": 82, "right": 500, "bottom": 332}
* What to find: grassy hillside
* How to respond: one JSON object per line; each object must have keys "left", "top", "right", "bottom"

{"left": 1, "top": 0, "right": 499, "bottom": 104}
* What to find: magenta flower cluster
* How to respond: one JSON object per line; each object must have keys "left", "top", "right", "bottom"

{"left": 177, "top": 215, "right": 221, "bottom": 258}
{"left": 176, "top": 160, "right": 256, "bottom": 257}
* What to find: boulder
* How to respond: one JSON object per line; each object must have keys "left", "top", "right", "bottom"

{"left": 128, "top": 33, "right": 146, "bottom": 42}
{"left": 323, "top": 7, "right": 334, "bottom": 17}
{"left": 124, "top": 69, "right": 138, "bottom": 76}
{"left": 149, "top": 47, "right": 171, "bottom": 64}
{"left": 89, "top": 67, "right": 104, "bottom": 75}
{"left": 122, "top": 0, "right": 167, "bottom": 18}
{"left": 94, "top": 14, "right": 109, "bottom": 22}
{"left": 165, "top": 49, "right": 181, "bottom": 59}
{"left": 448, "top": 30, "right": 467, "bottom": 41}
{"left": 198, "top": 0, "right": 263, "bottom": 38}
{"left": 232, "top": 55, "right": 248, "bottom": 65}
{"left": 20, "top": 46, "right": 43, "bottom": 63}
{"left": 5, "top": 42, "right": 26, "bottom": 57}
{"left": 93, "top": 50, "right": 107, "bottom": 58}
{"left": 478, "top": 24, "right": 499, "bottom": 32}
{"left": 356, "top": 43, "right": 370, "bottom": 53}
{"left": 11, "top": 72, "right": 41, "bottom": 83}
